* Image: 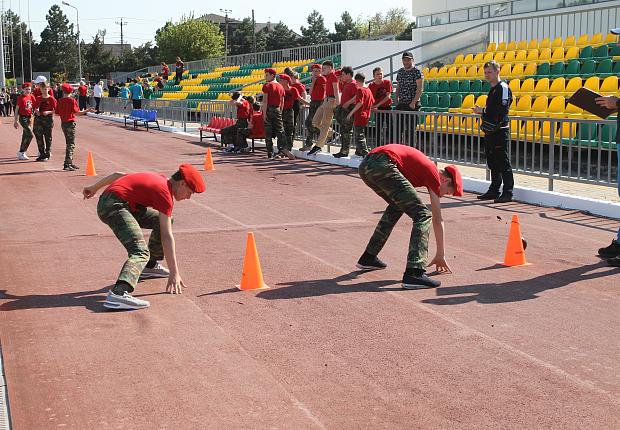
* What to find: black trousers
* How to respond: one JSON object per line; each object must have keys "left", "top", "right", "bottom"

{"left": 484, "top": 127, "right": 514, "bottom": 195}
{"left": 78, "top": 95, "right": 88, "bottom": 111}
{"left": 94, "top": 97, "right": 101, "bottom": 113}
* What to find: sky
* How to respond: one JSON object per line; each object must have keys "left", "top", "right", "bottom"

{"left": 20, "top": 0, "right": 414, "bottom": 47}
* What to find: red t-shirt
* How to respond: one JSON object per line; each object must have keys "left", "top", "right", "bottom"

{"left": 17, "top": 94, "right": 36, "bottom": 116}
{"left": 78, "top": 85, "right": 88, "bottom": 96}
{"left": 354, "top": 87, "right": 375, "bottom": 126}
{"left": 104, "top": 172, "right": 174, "bottom": 217}
{"left": 340, "top": 81, "right": 358, "bottom": 106}
{"left": 292, "top": 82, "right": 306, "bottom": 97}
{"left": 236, "top": 98, "right": 251, "bottom": 119}
{"left": 369, "top": 144, "right": 441, "bottom": 196}
{"left": 33, "top": 87, "right": 54, "bottom": 98}
{"left": 283, "top": 87, "right": 301, "bottom": 110}
{"left": 310, "top": 76, "right": 326, "bottom": 101}
{"left": 325, "top": 72, "right": 339, "bottom": 97}
{"left": 34, "top": 95, "right": 57, "bottom": 115}
{"left": 250, "top": 112, "right": 265, "bottom": 137}
{"left": 262, "top": 81, "right": 284, "bottom": 107}
{"left": 162, "top": 65, "right": 169, "bottom": 78}
{"left": 368, "top": 79, "right": 393, "bottom": 108}
{"left": 55, "top": 97, "right": 80, "bottom": 123}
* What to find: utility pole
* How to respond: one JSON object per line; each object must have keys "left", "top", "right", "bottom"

{"left": 251, "top": 9, "right": 256, "bottom": 61}
{"left": 115, "top": 18, "right": 127, "bottom": 63}
{"left": 62, "top": 1, "right": 82, "bottom": 80}
{"left": 0, "top": 9, "right": 5, "bottom": 88}
{"left": 18, "top": 0, "right": 23, "bottom": 83}
{"left": 219, "top": 9, "right": 231, "bottom": 55}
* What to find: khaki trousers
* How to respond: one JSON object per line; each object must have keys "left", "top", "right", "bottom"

{"left": 312, "top": 97, "right": 336, "bottom": 148}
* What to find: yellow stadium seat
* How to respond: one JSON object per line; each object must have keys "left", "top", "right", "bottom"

{"left": 556, "top": 121, "right": 577, "bottom": 142}
{"left": 511, "top": 63, "right": 525, "bottom": 79}
{"left": 486, "top": 42, "right": 497, "bottom": 52}
{"left": 427, "top": 67, "right": 439, "bottom": 79}
{"left": 461, "top": 114, "right": 480, "bottom": 134}
{"left": 605, "top": 33, "right": 618, "bottom": 44}
{"left": 537, "top": 48, "right": 552, "bottom": 64}
{"left": 537, "top": 119, "right": 557, "bottom": 143}
{"left": 504, "top": 50, "right": 516, "bottom": 63}
{"left": 563, "top": 77, "right": 583, "bottom": 97}
{"left": 548, "top": 77, "right": 566, "bottom": 96}
{"left": 482, "top": 52, "right": 494, "bottom": 63}
{"left": 456, "top": 94, "right": 475, "bottom": 113}
{"left": 519, "top": 78, "right": 535, "bottom": 96}
{"left": 584, "top": 76, "right": 600, "bottom": 92}
{"left": 515, "top": 50, "right": 528, "bottom": 63}
{"left": 507, "top": 41, "right": 518, "bottom": 51}
{"left": 551, "top": 37, "right": 563, "bottom": 49}
{"left": 539, "top": 38, "right": 551, "bottom": 50}
{"left": 474, "top": 94, "right": 487, "bottom": 107}
{"left": 576, "top": 34, "right": 590, "bottom": 48}
{"left": 494, "top": 51, "right": 505, "bottom": 62}
{"left": 473, "top": 52, "right": 485, "bottom": 64}
{"left": 526, "top": 49, "right": 539, "bottom": 63}
{"left": 547, "top": 96, "right": 565, "bottom": 118}
{"left": 456, "top": 67, "right": 468, "bottom": 80}
{"left": 513, "top": 95, "right": 532, "bottom": 116}
{"left": 589, "top": 33, "right": 604, "bottom": 47}
{"left": 463, "top": 54, "right": 474, "bottom": 65}
{"left": 522, "top": 117, "right": 541, "bottom": 141}
{"left": 531, "top": 78, "right": 550, "bottom": 97}
{"left": 445, "top": 66, "right": 458, "bottom": 80}
{"left": 417, "top": 114, "right": 435, "bottom": 132}
{"left": 510, "top": 118, "right": 524, "bottom": 139}
{"left": 564, "top": 35, "right": 576, "bottom": 47}
{"left": 528, "top": 39, "right": 539, "bottom": 50}
{"left": 466, "top": 65, "right": 479, "bottom": 79}
{"left": 453, "top": 54, "right": 464, "bottom": 65}
{"left": 509, "top": 79, "right": 521, "bottom": 95}
{"left": 600, "top": 76, "right": 619, "bottom": 96}
{"left": 564, "top": 101, "right": 583, "bottom": 119}
{"left": 497, "top": 42, "right": 507, "bottom": 51}
{"left": 564, "top": 46, "right": 580, "bottom": 61}
{"left": 422, "top": 67, "right": 430, "bottom": 76}
{"left": 500, "top": 63, "right": 512, "bottom": 79}
{"left": 436, "top": 66, "right": 449, "bottom": 79}
{"left": 523, "top": 62, "right": 538, "bottom": 77}
{"left": 550, "top": 47, "right": 565, "bottom": 63}
{"left": 517, "top": 40, "right": 528, "bottom": 50}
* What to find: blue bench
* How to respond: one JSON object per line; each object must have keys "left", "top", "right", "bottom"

{"left": 124, "top": 109, "right": 160, "bottom": 131}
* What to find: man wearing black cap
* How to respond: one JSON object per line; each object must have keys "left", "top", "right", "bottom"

{"left": 394, "top": 52, "right": 424, "bottom": 144}
{"left": 595, "top": 27, "right": 620, "bottom": 267}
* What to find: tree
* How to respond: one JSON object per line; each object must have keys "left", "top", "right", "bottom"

{"left": 331, "top": 12, "right": 362, "bottom": 42}
{"left": 1, "top": 10, "right": 36, "bottom": 81}
{"left": 36, "top": 5, "right": 78, "bottom": 79}
{"left": 265, "top": 22, "right": 298, "bottom": 51}
{"left": 357, "top": 8, "right": 414, "bottom": 39}
{"left": 230, "top": 17, "right": 266, "bottom": 55}
{"left": 155, "top": 15, "right": 225, "bottom": 62}
{"left": 84, "top": 33, "right": 115, "bottom": 78}
{"left": 396, "top": 21, "right": 417, "bottom": 41}
{"left": 300, "top": 10, "right": 329, "bottom": 45}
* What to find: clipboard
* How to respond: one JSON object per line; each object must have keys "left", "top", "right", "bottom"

{"left": 567, "top": 87, "right": 616, "bottom": 119}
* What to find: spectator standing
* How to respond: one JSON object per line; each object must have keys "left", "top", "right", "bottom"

{"left": 347, "top": 73, "right": 375, "bottom": 157}
{"left": 0, "top": 88, "right": 6, "bottom": 117}
{"left": 54, "top": 83, "right": 63, "bottom": 100}
{"left": 32, "top": 81, "right": 57, "bottom": 162}
{"left": 56, "top": 83, "right": 93, "bottom": 171}
{"left": 10, "top": 87, "right": 19, "bottom": 115}
{"left": 174, "top": 57, "right": 184, "bottom": 85}
{"left": 284, "top": 67, "right": 307, "bottom": 138}
{"left": 142, "top": 80, "right": 153, "bottom": 101}
{"left": 93, "top": 81, "right": 103, "bottom": 114}
{"left": 369, "top": 67, "right": 393, "bottom": 144}
{"left": 162, "top": 62, "right": 170, "bottom": 81}
{"left": 129, "top": 79, "right": 144, "bottom": 109}
{"left": 333, "top": 67, "right": 358, "bottom": 158}
{"left": 278, "top": 74, "right": 309, "bottom": 156}
{"left": 261, "top": 67, "right": 290, "bottom": 159}
{"left": 302, "top": 64, "right": 325, "bottom": 151}
{"left": 13, "top": 83, "right": 36, "bottom": 160}
{"left": 308, "top": 60, "right": 340, "bottom": 155}
{"left": 108, "top": 82, "right": 119, "bottom": 98}
{"left": 78, "top": 81, "right": 88, "bottom": 110}
{"left": 394, "top": 52, "right": 424, "bottom": 144}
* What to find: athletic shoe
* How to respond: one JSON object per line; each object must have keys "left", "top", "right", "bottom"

{"left": 477, "top": 191, "right": 499, "bottom": 200}
{"left": 272, "top": 151, "right": 285, "bottom": 160}
{"left": 332, "top": 152, "right": 348, "bottom": 158}
{"left": 17, "top": 151, "right": 29, "bottom": 160}
{"left": 401, "top": 269, "right": 441, "bottom": 290}
{"left": 267, "top": 151, "right": 273, "bottom": 159}
{"left": 607, "top": 256, "right": 620, "bottom": 267}
{"left": 356, "top": 252, "right": 387, "bottom": 271}
{"left": 354, "top": 151, "right": 369, "bottom": 157}
{"left": 300, "top": 145, "right": 312, "bottom": 151}
{"left": 224, "top": 147, "right": 236, "bottom": 153}
{"left": 281, "top": 148, "right": 296, "bottom": 160}
{"left": 103, "top": 290, "right": 150, "bottom": 310}
{"left": 63, "top": 164, "right": 75, "bottom": 171}
{"left": 494, "top": 193, "right": 513, "bottom": 203}
{"left": 70, "top": 164, "right": 79, "bottom": 170}
{"left": 598, "top": 240, "right": 620, "bottom": 259}
{"left": 35, "top": 155, "right": 49, "bottom": 162}
{"left": 307, "top": 146, "right": 322, "bottom": 156}
{"left": 140, "top": 262, "right": 170, "bottom": 279}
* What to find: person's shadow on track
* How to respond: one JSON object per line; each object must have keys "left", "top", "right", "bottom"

{"left": 0, "top": 286, "right": 114, "bottom": 313}
{"left": 422, "top": 262, "right": 617, "bottom": 306}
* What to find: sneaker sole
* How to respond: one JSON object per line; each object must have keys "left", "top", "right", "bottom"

{"left": 355, "top": 263, "right": 386, "bottom": 271}
{"left": 103, "top": 300, "right": 150, "bottom": 310}
{"left": 139, "top": 272, "right": 169, "bottom": 280}
{"left": 401, "top": 282, "right": 440, "bottom": 290}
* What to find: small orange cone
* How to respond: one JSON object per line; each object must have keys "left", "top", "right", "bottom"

{"left": 236, "top": 232, "right": 269, "bottom": 291}
{"left": 204, "top": 148, "right": 215, "bottom": 171}
{"left": 501, "top": 215, "right": 530, "bottom": 267}
{"left": 85, "top": 152, "right": 97, "bottom": 176}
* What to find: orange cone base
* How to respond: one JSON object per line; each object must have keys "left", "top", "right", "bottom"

{"left": 235, "top": 283, "right": 269, "bottom": 291}
{"left": 497, "top": 261, "right": 532, "bottom": 267}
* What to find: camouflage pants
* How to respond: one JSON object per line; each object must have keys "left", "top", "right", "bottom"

{"left": 221, "top": 118, "right": 247, "bottom": 147}
{"left": 97, "top": 193, "right": 165, "bottom": 292}
{"left": 61, "top": 121, "right": 77, "bottom": 165}
{"left": 18, "top": 115, "right": 34, "bottom": 152}
{"left": 334, "top": 106, "right": 354, "bottom": 153}
{"left": 264, "top": 105, "right": 285, "bottom": 153}
{"left": 358, "top": 152, "right": 432, "bottom": 271}
{"left": 282, "top": 108, "right": 295, "bottom": 150}
{"left": 353, "top": 125, "right": 370, "bottom": 156}
{"left": 33, "top": 115, "right": 54, "bottom": 156}
{"left": 304, "top": 100, "right": 322, "bottom": 147}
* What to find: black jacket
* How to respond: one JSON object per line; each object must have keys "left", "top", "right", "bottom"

{"left": 483, "top": 80, "right": 511, "bottom": 127}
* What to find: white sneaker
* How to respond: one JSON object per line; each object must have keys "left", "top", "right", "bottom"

{"left": 140, "top": 262, "right": 170, "bottom": 279}
{"left": 17, "top": 151, "right": 29, "bottom": 160}
{"left": 103, "top": 290, "right": 150, "bottom": 310}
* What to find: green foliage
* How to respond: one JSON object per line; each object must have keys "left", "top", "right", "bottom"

{"left": 230, "top": 18, "right": 266, "bottom": 55}
{"left": 331, "top": 12, "right": 362, "bottom": 42}
{"left": 1, "top": 10, "right": 36, "bottom": 80}
{"left": 300, "top": 10, "right": 330, "bottom": 45}
{"left": 36, "top": 5, "right": 78, "bottom": 79}
{"left": 155, "top": 16, "right": 225, "bottom": 62}
{"left": 357, "top": 8, "right": 414, "bottom": 39}
{"left": 84, "top": 34, "right": 115, "bottom": 77}
{"left": 266, "top": 22, "right": 298, "bottom": 51}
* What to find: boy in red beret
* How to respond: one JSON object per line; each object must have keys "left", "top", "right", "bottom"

{"left": 261, "top": 68, "right": 289, "bottom": 159}
{"left": 357, "top": 144, "right": 463, "bottom": 289}
{"left": 278, "top": 73, "right": 309, "bottom": 158}
{"left": 309, "top": 60, "right": 340, "bottom": 155}
{"left": 13, "top": 83, "right": 36, "bottom": 160}
{"left": 56, "top": 83, "right": 93, "bottom": 170}
{"left": 82, "top": 164, "right": 206, "bottom": 310}
{"left": 301, "top": 64, "right": 326, "bottom": 151}
{"left": 345, "top": 73, "right": 375, "bottom": 157}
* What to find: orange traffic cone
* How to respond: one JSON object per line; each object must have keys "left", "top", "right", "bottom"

{"left": 501, "top": 215, "right": 530, "bottom": 267}
{"left": 85, "top": 152, "right": 97, "bottom": 176}
{"left": 237, "top": 232, "right": 269, "bottom": 291}
{"left": 204, "top": 148, "right": 215, "bottom": 171}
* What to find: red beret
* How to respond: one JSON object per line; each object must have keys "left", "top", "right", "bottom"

{"left": 179, "top": 164, "right": 206, "bottom": 193}
{"left": 334, "top": 69, "right": 343, "bottom": 77}
{"left": 444, "top": 165, "right": 463, "bottom": 197}
{"left": 278, "top": 74, "right": 291, "bottom": 83}
{"left": 311, "top": 64, "right": 321, "bottom": 70}
{"left": 61, "top": 83, "right": 73, "bottom": 93}
{"left": 264, "top": 68, "right": 277, "bottom": 75}
{"left": 22, "top": 82, "right": 32, "bottom": 88}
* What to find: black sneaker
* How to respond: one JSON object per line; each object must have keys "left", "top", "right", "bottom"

{"left": 477, "top": 191, "right": 499, "bottom": 200}
{"left": 494, "top": 193, "right": 513, "bottom": 203}
{"left": 63, "top": 164, "right": 75, "bottom": 171}
{"left": 70, "top": 164, "right": 79, "bottom": 170}
{"left": 356, "top": 252, "right": 387, "bottom": 271}
{"left": 598, "top": 240, "right": 620, "bottom": 259}
{"left": 401, "top": 269, "right": 441, "bottom": 290}
{"left": 354, "top": 151, "right": 369, "bottom": 157}
{"left": 332, "top": 152, "right": 347, "bottom": 158}
{"left": 607, "top": 256, "right": 620, "bottom": 267}
{"left": 35, "top": 155, "right": 49, "bottom": 162}
{"left": 267, "top": 151, "right": 273, "bottom": 159}
{"left": 307, "top": 146, "right": 322, "bottom": 156}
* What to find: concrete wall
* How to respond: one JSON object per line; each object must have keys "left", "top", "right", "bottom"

{"left": 342, "top": 41, "right": 419, "bottom": 81}
{"left": 414, "top": 0, "right": 496, "bottom": 17}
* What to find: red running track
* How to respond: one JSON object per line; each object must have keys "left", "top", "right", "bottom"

{"left": 1, "top": 116, "right": 619, "bottom": 429}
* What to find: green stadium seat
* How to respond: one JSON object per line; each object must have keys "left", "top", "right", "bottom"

{"left": 564, "top": 59, "right": 581, "bottom": 78}
{"left": 421, "top": 93, "right": 439, "bottom": 112}
{"left": 595, "top": 58, "right": 613, "bottom": 77}
{"left": 535, "top": 62, "right": 550, "bottom": 79}
{"left": 423, "top": 81, "right": 429, "bottom": 92}
{"left": 481, "top": 81, "right": 491, "bottom": 93}
{"left": 448, "top": 80, "right": 460, "bottom": 93}
{"left": 600, "top": 123, "right": 617, "bottom": 149}
{"left": 437, "top": 80, "right": 450, "bottom": 93}
{"left": 420, "top": 93, "right": 429, "bottom": 106}
{"left": 471, "top": 79, "right": 483, "bottom": 95}
{"left": 436, "top": 94, "right": 451, "bottom": 112}
{"left": 592, "top": 45, "right": 609, "bottom": 60}
{"left": 613, "top": 61, "right": 620, "bottom": 75}
{"left": 428, "top": 80, "right": 439, "bottom": 92}
{"left": 458, "top": 80, "right": 471, "bottom": 95}
{"left": 579, "top": 59, "right": 597, "bottom": 78}
{"left": 578, "top": 45, "right": 593, "bottom": 60}
{"left": 549, "top": 61, "right": 565, "bottom": 78}
{"left": 449, "top": 94, "right": 463, "bottom": 110}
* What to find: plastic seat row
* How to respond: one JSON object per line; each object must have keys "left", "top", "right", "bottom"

{"left": 485, "top": 33, "right": 616, "bottom": 53}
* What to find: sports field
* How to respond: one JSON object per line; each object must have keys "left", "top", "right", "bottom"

{"left": 1, "top": 116, "right": 619, "bottom": 429}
